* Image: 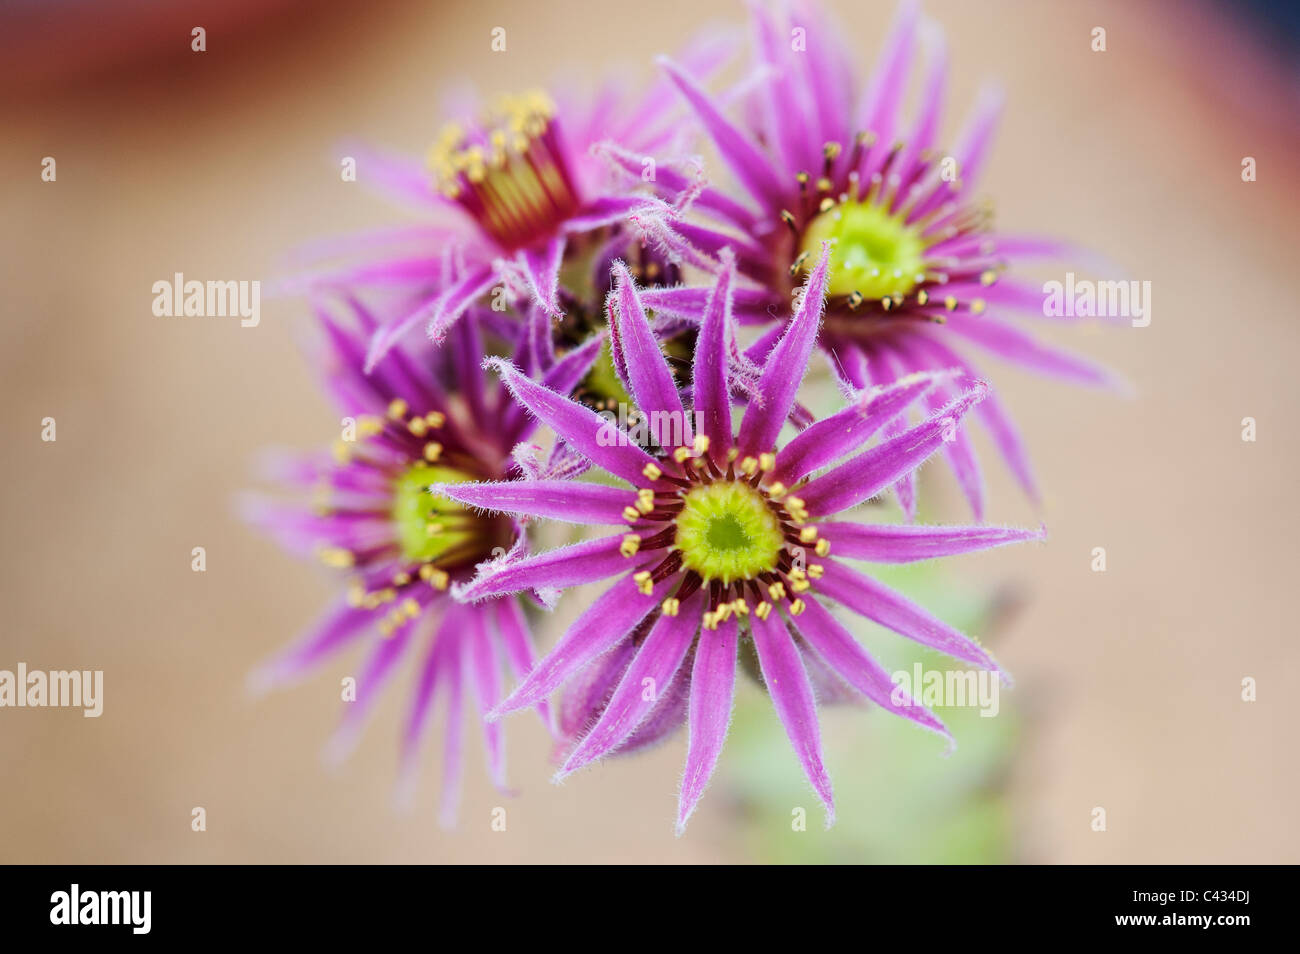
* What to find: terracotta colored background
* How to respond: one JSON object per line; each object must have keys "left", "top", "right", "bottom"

{"left": 2, "top": 0, "right": 1296, "bottom": 863}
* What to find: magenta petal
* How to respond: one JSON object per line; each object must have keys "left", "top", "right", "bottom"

{"left": 794, "top": 596, "right": 949, "bottom": 740}
{"left": 364, "top": 264, "right": 495, "bottom": 372}
{"left": 250, "top": 600, "right": 375, "bottom": 693}
{"left": 511, "top": 332, "right": 606, "bottom": 441}
{"left": 798, "top": 380, "right": 988, "bottom": 516}
{"left": 817, "top": 558, "right": 1006, "bottom": 679}
{"left": 890, "top": 340, "right": 985, "bottom": 520}
{"left": 517, "top": 236, "right": 566, "bottom": 320}
{"left": 558, "top": 595, "right": 700, "bottom": 776}
{"left": 453, "top": 533, "right": 627, "bottom": 603}
{"left": 819, "top": 521, "right": 1044, "bottom": 562}
{"left": 437, "top": 632, "right": 467, "bottom": 828}
{"left": 325, "top": 616, "right": 417, "bottom": 764}
{"left": 612, "top": 263, "right": 691, "bottom": 438}
{"left": 558, "top": 640, "right": 638, "bottom": 744}
{"left": 677, "top": 617, "right": 738, "bottom": 833}
{"left": 910, "top": 332, "right": 1040, "bottom": 502}
{"left": 437, "top": 480, "right": 634, "bottom": 526}
{"left": 395, "top": 611, "right": 452, "bottom": 804}
{"left": 493, "top": 597, "right": 555, "bottom": 735}
{"left": 489, "top": 570, "right": 671, "bottom": 719}
{"left": 487, "top": 357, "right": 661, "bottom": 485}
{"left": 938, "top": 314, "right": 1119, "bottom": 389}
{"left": 693, "top": 255, "right": 737, "bottom": 458}
{"left": 854, "top": 0, "right": 920, "bottom": 159}
{"left": 750, "top": 610, "right": 835, "bottom": 826}
{"left": 657, "top": 55, "right": 786, "bottom": 206}
{"left": 465, "top": 607, "right": 508, "bottom": 790}
{"left": 737, "top": 243, "right": 830, "bottom": 455}
{"left": 774, "top": 370, "right": 951, "bottom": 484}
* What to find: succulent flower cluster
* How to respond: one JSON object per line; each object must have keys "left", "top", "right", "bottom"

{"left": 250, "top": 0, "right": 1108, "bottom": 831}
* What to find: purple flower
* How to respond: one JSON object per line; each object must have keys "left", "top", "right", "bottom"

{"left": 635, "top": 0, "right": 1122, "bottom": 519}
{"left": 282, "top": 34, "right": 737, "bottom": 374}
{"left": 439, "top": 248, "right": 1042, "bottom": 832}
{"left": 245, "top": 296, "right": 603, "bottom": 825}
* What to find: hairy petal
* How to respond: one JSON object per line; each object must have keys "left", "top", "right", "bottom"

{"left": 798, "top": 381, "right": 988, "bottom": 516}
{"left": 751, "top": 610, "right": 835, "bottom": 826}
{"left": 774, "top": 370, "right": 952, "bottom": 484}
{"left": 611, "top": 262, "right": 691, "bottom": 439}
{"left": 677, "top": 617, "right": 738, "bottom": 834}
{"left": 737, "top": 243, "right": 830, "bottom": 454}
{"left": 557, "top": 595, "right": 701, "bottom": 776}
{"left": 436, "top": 479, "right": 635, "bottom": 527}
{"left": 794, "top": 596, "right": 949, "bottom": 740}
{"left": 488, "top": 571, "right": 673, "bottom": 719}
{"left": 817, "top": 558, "right": 1006, "bottom": 678}
{"left": 820, "top": 521, "right": 1045, "bottom": 562}
{"left": 453, "top": 534, "right": 628, "bottom": 603}
{"left": 487, "top": 357, "right": 660, "bottom": 484}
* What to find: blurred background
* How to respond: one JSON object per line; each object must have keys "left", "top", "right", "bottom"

{"left": 2, "top": 0, "right": 1297, "bottom": 863}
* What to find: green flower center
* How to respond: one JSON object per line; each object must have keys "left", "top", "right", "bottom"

{"left": 392, "top": 464, "right": 476, "bottom": 563}
{"left": 675, "top": 481, "right": 784, "bottom": 585}
{"left": 800, "top": 199, "right": 925, "bottom": 300}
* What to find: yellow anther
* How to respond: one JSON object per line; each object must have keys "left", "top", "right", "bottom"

{"left": 408, "top": 417, "right": 428, "bottom": 437}
{"left": 661, "top": 597, "right": 680, "bottom": 617}
{"left": 716, "top": 602, "right": 733, "bottom": 623}
{"left": 622, "top": 506, "right": 641, "bottom": 522}
{"left": 789, "top": 598, "right": 806, "bottom": 616}
{"left": 392, "top": 571, "right": 411, "bottom": 586}
{"left": 672, "top": 446, "right": 692, "bottom": 464}
{"left": 740, "top": 456, "right": 758, "bottom": 476}
{"left": 731, "top": 598, "right": 750, "bottom": 617}
{"left": 971, "top": 298, "right": 986, "bottom": 315}
{"left": 377, "top": 587, "right": 397, "bottom": 603}
{"left": 423, "top": 442, "right": 443, "bottom": 462}
{"left": 799, "top": 526, "right": 819, "bottom": 544}
{"left": 916, "top": 289, "right": 929, "bottom": 306}
{"left": 387, "top": 398, "right": 408, "bottom": 420}
{"left": 768, "top": 582, "right": 787, "bottom": 601}
{"left": 425, "top": 411, "right": 446, "bottom": 428}
{"left": 358, "top": 415, "right": 384, "bottom": 437}
{"left": 693, "top": 434, "right": 711, "bottom": 455}
{"left": 727, "top": 448, "right": 740, "bottom": 462}
{"left": 633, "top": 571, "right": 654, "bottom": 595}
{"left": 807, "top": 564, "right": 825, "bottom": 579}
{"left": 378, "top": 619, "right": 394, "bottom": 637}
{"left": 636, "top": 488, "right": 656, "bottom": 513}
{"left": 944, "top": 295, "right": 958, "bottom": 311}
{"left": 766, "top": 481, "right": 787, "bottom": 499}
{"left": 401, "top": 598, "right": 421, "bottom": 618}
{"left": 790, "top": 578, "right": 811, "bottom": 594}
{"left": 362, "top": 592, "right": 382, "bottom": 610}
{"left": 346, "top": 584, "right": 365, "bottom": 607}
{"left": 758, "top": 453, "right": 775, "bottom": 472}
{"left": 754, "top": 601, "right": 773, "bottom": 621}
{"left": 426, "top": 569, "right": 449, "bottom": 591}
{"left": 642, "top": 462, "right": 663, "bottom": 481}
{"left": 331, "top": 440, "right": 351, "bottom": 464}
{"left": 980, "top": 270, "right": 997, "bottom": 287}
{"left": 620, "top": 534, "right": 641, "bottom": 558}
{"left": 318, "top": 547, "right": 355, "bottom": 569}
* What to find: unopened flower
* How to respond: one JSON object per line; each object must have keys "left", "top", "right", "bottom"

{"left": 439, "top": 248, "right": 1041, "bottom": 831}
{"left": 245, "top": 296, "right": 603, "bottom": 824}
{"left": 641, "top": 0, "right": 1121, "bottom": 518}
